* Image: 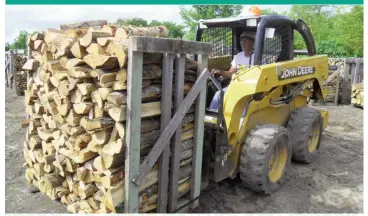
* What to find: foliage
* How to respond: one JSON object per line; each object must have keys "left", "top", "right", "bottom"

{"left": 9, "top": 30, "right": 28, "bottom": 50}
{"left": 115, "top": 18, "right": 185, "bottom": 39}
{"left": 261, "top": 8, "right": 279, "bottom": 15}
{"left": 150, "top": 20, "right": 185, "bottom": 39}
{"left": 316, "top": 40, "right": 349, "bottom": 57}
{"left": 288, "top": 5, "right": 363, "bottom": 57}
{"left": 179, "top": 5, "right": 243, "bottom": 40}
{"left": 331, "top": 6, "right": 363, "bottom": 57}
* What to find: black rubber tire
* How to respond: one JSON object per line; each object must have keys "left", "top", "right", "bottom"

{"left": 239, "top": 124, "right": 292, "bottom": 194}
{"left": 287, "top": 107, "right": 323, "bottom": 163}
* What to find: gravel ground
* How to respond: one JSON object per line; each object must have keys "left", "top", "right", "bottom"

{"left": 5, "top": 88, "right": 363, "bottom": 213}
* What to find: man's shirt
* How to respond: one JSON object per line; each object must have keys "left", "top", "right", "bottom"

{"left": 231, "top": 51, "right": 254, "bottom": 69}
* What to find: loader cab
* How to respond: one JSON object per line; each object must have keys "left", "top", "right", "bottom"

{"left": 197, "top": 15, "right": 320, "bottom": 184}
{"left": 195, "top": 15, "right": 317, "bottom": 106}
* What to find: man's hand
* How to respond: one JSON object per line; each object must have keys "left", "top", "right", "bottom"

{"left": 211, "top": 69, "right": 224, "bottom": 76}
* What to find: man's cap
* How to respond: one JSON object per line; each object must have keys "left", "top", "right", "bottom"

{"left": 240, "top": 32, "right": 255, "bottom": 41}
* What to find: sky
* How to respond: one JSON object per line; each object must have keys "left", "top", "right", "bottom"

{"left": 5, "top": 5, "right": 291, "bottom": 43}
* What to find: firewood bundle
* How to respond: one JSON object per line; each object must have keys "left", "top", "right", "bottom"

{"left": 208, "top": 54, "right": 232, "bottom": 71}
{"left": 13, "top": 55, "right": 28, "bottom": 95}
{"left": 351, "top": 82, "right": 364, "bottom": 108}
{"left": 23, "top": 23, "right": 198, "bottom": 213}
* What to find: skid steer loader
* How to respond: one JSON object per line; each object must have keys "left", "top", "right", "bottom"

{"left": 194, "top": 14, "right": 329, "bottom": 194}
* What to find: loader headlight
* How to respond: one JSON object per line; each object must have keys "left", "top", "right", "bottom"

{"left": 204, "top": 115, "right": 218, "bottom": 124}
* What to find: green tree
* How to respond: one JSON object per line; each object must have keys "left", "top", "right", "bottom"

{"left": 288, "top": 5, "right": 335, "bottom": 50}
{"left": 150, "top": 20, "right": 185, "bottom": 39}
{"left": 288, "top": 5, "right": 363, "bottom": 57}
{"left": 331, "top": 6, "right": 363, "bottom": 57}
{"left": 9, "top": 30, "right": 28, "bottom": 50}
{"left": 261, "top": 8, "right": 279, "bottom": 15}
{"left": 179, "top": 5, "right": 243, "bottom": 40}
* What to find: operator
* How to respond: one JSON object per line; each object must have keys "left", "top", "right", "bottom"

{"left": 209, "top": 32, "right": 255, "bottom": 110}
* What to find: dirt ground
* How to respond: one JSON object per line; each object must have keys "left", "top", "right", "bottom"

{"left": 5, "top": 88, "right": 363, "bottom": 213}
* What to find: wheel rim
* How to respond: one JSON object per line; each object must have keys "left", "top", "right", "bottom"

{"left": 308, "top": 121, "right": 320, "bottom": 153}
{"left": 268, "top": 140, "right": 288, "bottom": 183}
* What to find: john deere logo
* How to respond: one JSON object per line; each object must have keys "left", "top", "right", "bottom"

{"left": 278, "top": 65, "right": 315, "bottom": 80}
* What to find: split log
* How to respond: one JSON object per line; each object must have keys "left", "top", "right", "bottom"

{"left": 22, "top": 59, "right": 39, "bottom": 70}
{"left": 86, "top": 43, "right": 106, "bottom": 55}
{"left": 115, "top": 25, "right": 169, "bottom": 39}
{"left": 83, "top": 54, "right": 119, "bottom": 70}
{"left": 70, "top": 41, "right": 88, "bottom": 59}
{"left": 80, "top": 117, "right": 115, "bottom": 131}
{"left": 60, "top": 20, "right": 108, "bottom": 31}
{"left": 80, "top": 30, "right": 111, "bottom": 47}
{"left": 31, "top": 32, "right": 45, "bottom": 41}
{"left": 107, "top": 101, "right": 161, "bottom": 122}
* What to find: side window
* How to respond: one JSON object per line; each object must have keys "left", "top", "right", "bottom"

{"left": 200, "top": 27, "right": 233, "bottom": 70}
{"left": 293, "top": 30, "right": 309, "bottom": 58}
{"left": 262, "top": 25, "right": 291, "bottom": 64}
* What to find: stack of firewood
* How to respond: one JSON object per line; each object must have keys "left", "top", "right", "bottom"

{"left": 22, "top": 22, "right": 198, "bottom": 213}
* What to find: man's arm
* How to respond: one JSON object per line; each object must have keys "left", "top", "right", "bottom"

{"left": 213, "top": 66, "right": 237, "bottom": 79}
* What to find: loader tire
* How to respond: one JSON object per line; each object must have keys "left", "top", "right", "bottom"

{"left": 239, "top": 124, "right": 292, "bottom": 194}
{"left": 287, "top": 107, "right": 323, "bottom": 163}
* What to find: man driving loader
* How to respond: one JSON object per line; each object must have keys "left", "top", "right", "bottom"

{"left": 209, "top": 32, "right": 255, "bottom": 109}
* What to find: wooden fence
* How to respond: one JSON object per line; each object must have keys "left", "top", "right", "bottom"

{"left": 324, "top": 57, "right": 363, "bottom": 105}
{"left": 5, "top": 51, "right": 15, "bottom": 89}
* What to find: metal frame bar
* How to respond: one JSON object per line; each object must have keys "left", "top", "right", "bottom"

{"left": 157, "top": 53, "right": 174, "bottom": 213}
{"left": 124, "top": 40, "right": 143, "bottom": 213}
{"left": 168, "top": 54, "right": 185, "bottom": 212}
{"left": 190, "top": 54, "right": 208, "bottom": 209}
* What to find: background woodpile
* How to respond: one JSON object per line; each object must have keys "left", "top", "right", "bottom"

{"left": 14, "top": 55, "right": 28, "bottom": 96}
{"left": 22, "top": 22, "right": 198, "bottom": 213}
{"left": 325, "top": 58, "right": 345, "bottom": 103}
{"left": 351, "top": 83, "right": 364, "bottom": 108}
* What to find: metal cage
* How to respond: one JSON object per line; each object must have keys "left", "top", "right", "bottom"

{"left": 200, "top": 27, "right": 233, "bottom": 70}
{"left": 262, "top": 25, "right": 291, "bottom": 65}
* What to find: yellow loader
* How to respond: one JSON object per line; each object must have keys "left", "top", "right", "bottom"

{"left": 195, "top": 14, "right": 329, "bottom": 194}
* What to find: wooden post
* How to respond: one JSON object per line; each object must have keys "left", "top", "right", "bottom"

{"left": 157, "top": 53, "right": 174, "bottom": 213}
{"left": 124, "top": 41, "right": 143, "bottom": 213}
{"left": 334, "top": 73, "right": 340, "bottom": 105}
{"left": 190, "top": 54, "right": 208, "bottom": 209}
{"left": 168, "top": 54, "right": 185, "bottom": 212}
{"left": 9, "top": 53, "right": 12, "bottom": 88}
{"left": 359, "top": 62, "right": 364, "bottom": 83}
{"left": 5, "top": 53, "right": 9, "bottom": 88}
{"left": 351, "top": 62, "right": 357, "bottom": 85}
{"left": 352, "top": 59, "right": 362, "bottom": 84}
{"left": 342, "top": 58, "right": 351, "bottom": 104}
